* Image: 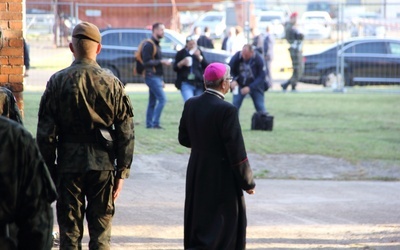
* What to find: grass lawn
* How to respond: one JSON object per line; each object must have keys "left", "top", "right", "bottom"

{"left": 22, "top": 90, "right": 400, "bottom": 165}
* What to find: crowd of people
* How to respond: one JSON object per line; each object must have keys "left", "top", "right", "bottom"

{"left": 1, "top": 16, "right": 305, "bottom": 248}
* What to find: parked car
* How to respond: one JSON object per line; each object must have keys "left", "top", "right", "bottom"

{"left": 299, "top": 11, "right": 332, "bottom": 40}
{"left": 306, "top": 1, "right": 338, "bottom": 19}
{"left": 97, "top": 28, "right": 231, "bottom": 84}
{"left": 190, "top": 11, "right": 226, "bottom": 39}
{"left": 300, "top": 37, "right": 400, "bottom": 87}
{"left": 256, "top": 11, "right": 286, "bottom": 39}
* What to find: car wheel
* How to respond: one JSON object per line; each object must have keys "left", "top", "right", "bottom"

{"left": 321, "top": 69, "right": 340, "bottom": 88}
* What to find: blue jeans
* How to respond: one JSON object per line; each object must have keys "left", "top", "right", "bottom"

{"left": 232, "top": 87, "right": 266, "bottom": 113}
{"left": 180, "top": 81, "right": 203, "bottom": 102}
{"left": 145, "top": 75, "right": 167, "bottom": 128}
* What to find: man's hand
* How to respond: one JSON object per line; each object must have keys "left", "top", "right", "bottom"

{"left": 246, "top": 189, "right": 255, "bottom": 195}
{"left": 113, "top": 178, "right": 124, "bottom": 201}
{"left": 240, "top": 86, "right": 250, "bottom": 95}
{"left": 230, "top": 80, "right": 238, "bottom": 91}
{"left": 161, "top": 58, "right": 172, "bottom": 66}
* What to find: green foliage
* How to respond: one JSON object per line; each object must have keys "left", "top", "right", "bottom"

{"left": 23, "top": 90, "right": 400, "bottom": 165}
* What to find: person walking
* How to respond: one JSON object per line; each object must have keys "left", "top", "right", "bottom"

{"left": 263, "top": 25, "right": 275, "bottom": 83}
{"left": 178, "top": 62, "right": 256, "bottom": 250}
{"left": 173, "top": 35, "right": 208, "bottom": 102}
{"left": 229, "top": 44, "right": 267, "bottom": 113}
{"left": 281, "top": 12, "right": 304, "bottom": 92}
{"left": 0, "top": 116, "right": 57, "bottom": 250}
{"left": 142, "top": 22, "right": 171, "bottom": 129}
{"left": 36, "top": 22, "right": 135, "bottom": 250}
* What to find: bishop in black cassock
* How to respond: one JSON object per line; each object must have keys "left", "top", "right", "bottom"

{"left": 178, "top": 62, "right": 256, "bottom": 250}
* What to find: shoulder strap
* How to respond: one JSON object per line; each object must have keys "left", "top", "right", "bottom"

{"left": 145, "top": 39, "right": 157, "bottom": 58}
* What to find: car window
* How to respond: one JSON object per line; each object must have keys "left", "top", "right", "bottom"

{"left": 388, "top": 42, "right": 400, "bottom": 55}
{"left": 102, "top": 32, "right": 121, "bottom": 46}
{"left": 121, "top": 32, "right": 148, "bottom": 47}
{"left": 345, "top": 42, "right": 387, "bottom": 54}
{"left": 159, "top": 35, "right": 177, "bottom": 50}
{"left": 260, "top": 15, "right": 281, "bottom": 22}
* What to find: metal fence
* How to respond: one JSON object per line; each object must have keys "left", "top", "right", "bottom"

{"left": 25, "top": 1, "right": 400, "bottom": 91}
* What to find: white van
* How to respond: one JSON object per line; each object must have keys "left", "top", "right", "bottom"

{"left": 191, "top": 11, "right": 226, "bottom": 39}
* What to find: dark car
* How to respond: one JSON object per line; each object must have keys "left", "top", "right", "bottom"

{"left": 300, "top": 37, "right": 400, "bottom": 87}
{"left": 97, "top": 28, "right": 231, "bottom": 84}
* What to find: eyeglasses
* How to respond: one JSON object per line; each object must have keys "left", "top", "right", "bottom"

{"left": 225, "top": 77, "right": 233, "bottom": 82}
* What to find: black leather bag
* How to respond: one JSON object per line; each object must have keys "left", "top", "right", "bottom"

{"left": 251, "top": 111, "right": 273, "bottom": 131}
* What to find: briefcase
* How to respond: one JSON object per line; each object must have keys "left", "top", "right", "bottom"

{"left": 251, "top": 111, "right": 273, "bottom": 131}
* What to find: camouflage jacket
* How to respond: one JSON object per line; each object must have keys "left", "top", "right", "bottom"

{"left": 0, "top": 87, "right": 23, "bottom": 124}
{"left": 0, "top": 116, "right": 57, "bottom": 249}
{"left": 36, "top": 58, "right": 135, "bottom": 179}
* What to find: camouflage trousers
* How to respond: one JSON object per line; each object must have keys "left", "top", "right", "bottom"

{"left": 56, "top": 170, "right": 115, "bottom": 250}
{"left": 282, "top": 47, "right": 304, "bottom": 90}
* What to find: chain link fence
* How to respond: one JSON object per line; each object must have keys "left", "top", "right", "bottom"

{"left": 25, "top": 1, "right": 400, "bottom": 92}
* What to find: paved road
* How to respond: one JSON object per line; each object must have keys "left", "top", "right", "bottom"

{"left": 51, "top": 154, "right": 400, "bottom": 250}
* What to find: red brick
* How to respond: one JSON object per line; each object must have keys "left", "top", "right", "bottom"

{"left": 9, "top": 57, "right": 23, "bottom": 65}
{"left": 0, "top": 75, "right": 8, "bottom": 83}
{"left": 8, "top": 82, "right": 24, "bottom": 92}
{"left": 0, "top": 47, "right": 23, "bottom": 56}
{"left": 9, "top": 74, "right": 23, "bottom": 83}
{"left": 9, "top": 38, "right": 23, "bottom": 47}
{"left": 1, "top": 65, "right": 23, "bottom": 75}
{"left": 0, "top": 57, "right": 9, "bottom": 65}
{"left": 8, "top": 3, "right": 22, "bottom": 12}
{"left": 9, "top": 21, "right": 23, "bottom": 30}
{"left": 0, "top": 3, "right": 6, "bottom": 11}
{"left": 0, "top": 12, "right": 22, "bottom": 20}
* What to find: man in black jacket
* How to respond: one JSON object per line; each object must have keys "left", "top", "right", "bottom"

{"left": 173, "top": 35, "right": 208, "bottom": 102}
{"left": 142, "top": 22, "right": 171, "bottom": 129}
{"left": 229, "top": 44, "right": 267, "bottom": 113}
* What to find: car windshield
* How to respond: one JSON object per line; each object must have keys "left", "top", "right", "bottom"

{"left": 260, "top": 15, "right": 281, "bottom": 22}
{"left": 165, "top": 29, "right": 185, "bottom": 45}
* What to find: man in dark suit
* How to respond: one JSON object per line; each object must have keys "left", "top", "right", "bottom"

{"left": 178, "top": 62, "right": 256, "bottom": 250}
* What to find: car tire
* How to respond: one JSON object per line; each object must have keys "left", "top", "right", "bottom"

{"left": 321, "top": 69, "right": 339, "bottom": 88}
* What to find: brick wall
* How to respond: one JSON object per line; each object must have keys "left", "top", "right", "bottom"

{"left": 0, "top": 1, "right": 24, "bottom": 116}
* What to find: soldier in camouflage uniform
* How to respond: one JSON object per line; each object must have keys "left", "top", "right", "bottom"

{"left": 36, "top": 22, "right": 135, "bottom": 250}
{"left": 0, "top": 86, "right": 23, "bottom": 124}
{"left": 281, "top": 12, "right": 304, "bottom": 91}
{"left": 0, "top": 116, "right": 57, "bottom": 250}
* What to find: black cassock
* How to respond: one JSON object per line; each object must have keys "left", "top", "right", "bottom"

{"left": 178, "top": 90, "right": 256, "bottom": 250}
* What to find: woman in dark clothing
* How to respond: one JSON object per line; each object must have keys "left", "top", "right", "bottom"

{"left": 178, "top": 62, "right": 256, "bottom": 250}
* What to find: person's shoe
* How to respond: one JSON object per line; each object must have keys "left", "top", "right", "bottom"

{"left": 152, "top": 125, "right": 165, "bottom": 130}
{"left": 281, "top": 82, "right": 288, "bottom": 92}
